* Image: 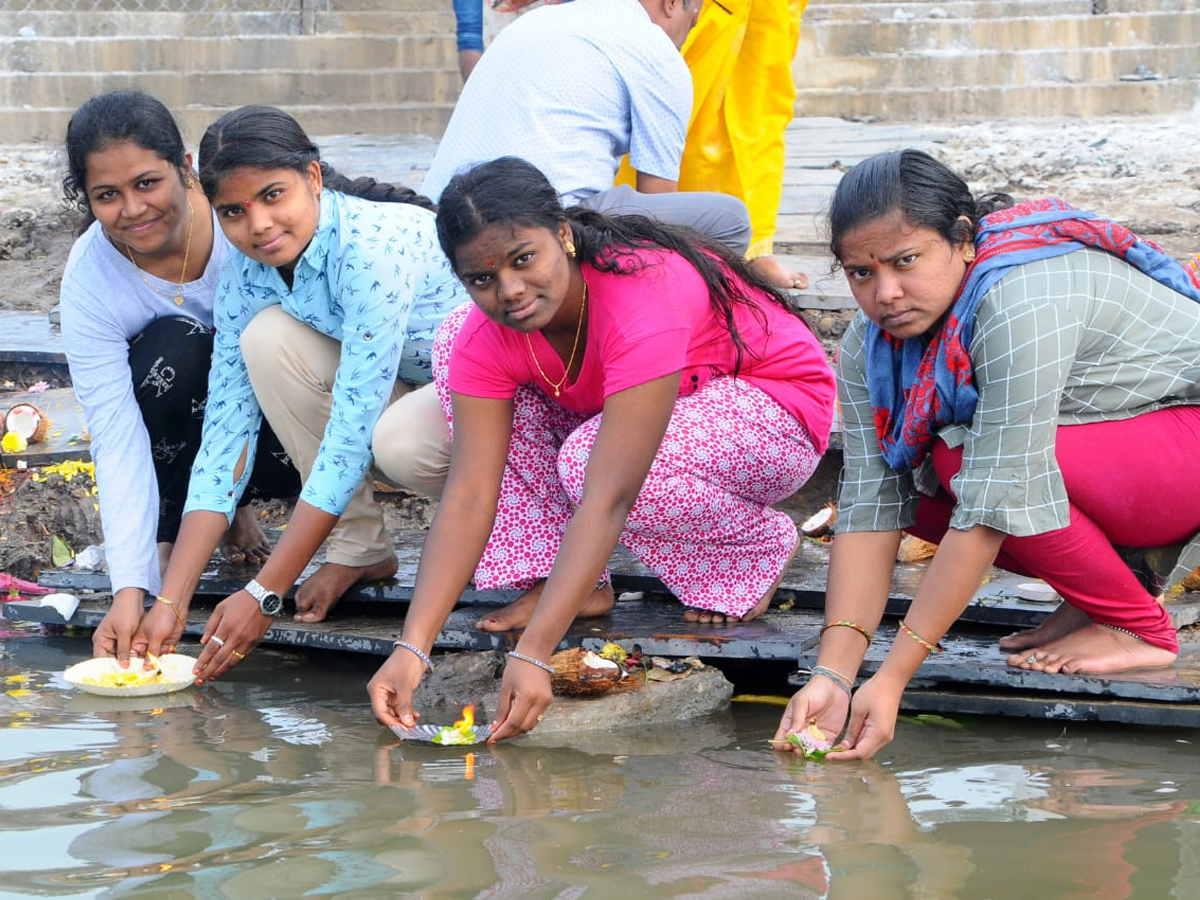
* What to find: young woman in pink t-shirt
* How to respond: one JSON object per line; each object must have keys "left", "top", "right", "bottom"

{"left": 368, "top": 157, "right": 835, "bottom": 742}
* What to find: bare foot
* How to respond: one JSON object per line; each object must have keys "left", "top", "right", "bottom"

{"left": 1007, "top": 623, "right": 1177, "bottom": 675}
{"left": 998, "top": 602, "right": 1090, "bottom": 652}
{"left": 476, "top": 580, "right": 615, "bottom": 633}
{"left": 682, "top": 536, "right": 797, "bottom": 625}
{"left": 293, "top": 556, "right": 400, "bottom": 623}
{"left": 221, "top": 505, "right": 272, "bottom": 566}
{"left": 748, "top": 254, "right": 809, "bottom": 291}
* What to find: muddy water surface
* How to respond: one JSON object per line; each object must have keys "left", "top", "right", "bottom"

{"left": 1, "top": 629, "right": 1197, "bottom": 900}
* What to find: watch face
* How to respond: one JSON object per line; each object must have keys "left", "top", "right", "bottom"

{"left": 259, "top": 592, "right": 284, "bottom": 617}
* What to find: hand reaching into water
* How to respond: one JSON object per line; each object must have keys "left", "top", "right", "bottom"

{"left": 773, "top": 673, "right": 852, "bottom": 754}
{"left": 830, "top": 672, "right": 906, "bottom": 760}
{"left": 368, "top": 645, "right": 430, "bottom": 728}
{"left": 488, "top": 654, "right": 554, "bottom": 744}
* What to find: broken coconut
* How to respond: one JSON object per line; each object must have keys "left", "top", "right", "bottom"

{"left": 548, "top": 647, "right": 626, "bottom": 696}
{"left": 799, "top": 501, "right": 837, "bottom": 538}
{"left": 4, "top": 403, "right": 49, "bottom": 444}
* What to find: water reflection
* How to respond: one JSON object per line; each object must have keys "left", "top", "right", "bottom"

{"left": 0, "top": 631, "right": 1197, "bottom": 899}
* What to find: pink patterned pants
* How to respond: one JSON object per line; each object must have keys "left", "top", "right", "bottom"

{"left": 433, "top": 305, "right": 821, "bottom": 616}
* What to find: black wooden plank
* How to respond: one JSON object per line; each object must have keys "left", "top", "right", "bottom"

{"left": 896, "top": 689, "right": 1200, "bottom": 729}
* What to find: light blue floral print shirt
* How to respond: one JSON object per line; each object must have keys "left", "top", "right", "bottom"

{"left": 185, "top": 189, "right": 466, "bottom": 520}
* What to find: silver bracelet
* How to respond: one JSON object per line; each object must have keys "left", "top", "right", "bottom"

{"left": 810, "top": 665, "right": 854, "bottom": 696}
{"left": 506, "top": 650, "right": 556, "bottom": 675}
{"left": 393, "top": 639, "right": 434, "bottom": 672}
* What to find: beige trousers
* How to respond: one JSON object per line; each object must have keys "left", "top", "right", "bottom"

{"left": 372, "top": 381, "right": 452, "bottom": 499}
{"left": 239, "top": 306, "right": 446, "bottom": 566}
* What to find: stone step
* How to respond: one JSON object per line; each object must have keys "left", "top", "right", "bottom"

{"left": 0, "top": 11, "right": 305, "bottom": 39}
{"left": 804, "top": 0, "right": 1197, "bottom": 22}
{"left": 0, "top": 9, "right": 455, "bottom": 38}
{"left": 0, "top": 34, "right": 454, "bottom": 75}
{"left": 794, "top": 78, "right": 1200, "bottom": 121}
{"left": 803, "top": 44, "right": 1200, "bottom": 92}
{"left": 806, "top": 9, "right": 1200, "bottom": 57}
{"left": 804, "top": 0, "right": 1094, "bottom": 22}
{"left": 2, "top": 104, "right": 456, "bottom": 146}
{"left": 4, "top": 68, "right": 459, "bottom": 114}
{"left": 312, "top": 10, "right": 459, "bottom": 33}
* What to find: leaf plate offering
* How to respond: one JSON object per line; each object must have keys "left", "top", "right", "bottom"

{"left": 390, "top": 722, "right": 494, "bottom": 746}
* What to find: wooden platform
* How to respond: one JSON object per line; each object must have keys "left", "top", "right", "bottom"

{"left": 5, "top": 530, "right": 1200, "bottom": 728}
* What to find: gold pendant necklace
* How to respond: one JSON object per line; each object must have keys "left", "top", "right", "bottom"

{"left": 123, "top": 200, "right": 195, "bottom": 306}
{"left": 526, "top": 279, "right": 587, "bottom": 398}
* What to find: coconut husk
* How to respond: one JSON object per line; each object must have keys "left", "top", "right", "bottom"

{"left": 1179, "top": 566, "right": 1200, "bottom": 592}
{"left": 4, "top": 403, "right": 49, "bottom": 443}
{"left": 547, "top": 647, "right": 641, "bottom": 697}
{"left": 896, "top": 534, "right": 938, "bottom": 563}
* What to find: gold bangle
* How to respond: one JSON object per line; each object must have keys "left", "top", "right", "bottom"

{"left": 820, "top": 620, "right": 873, "bottom": 644}
{"left": 898, "top": 619, "right": 945, "bottom": 654}
{"left": 155, "top": 595, "right": 187, "bottom": 631}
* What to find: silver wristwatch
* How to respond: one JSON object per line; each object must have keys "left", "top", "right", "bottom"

{"left": 245, "top": 578, "right": 285, "bottom": 617}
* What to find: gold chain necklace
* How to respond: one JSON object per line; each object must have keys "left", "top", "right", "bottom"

{"left": 526, "top": 279, "right": 587, "bottom": 398}
{"left": 122, "top": 200, "right": 195, "bottom": 306}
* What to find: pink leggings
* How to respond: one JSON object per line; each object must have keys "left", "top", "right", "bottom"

{"left": 433, "top": 305, "right": 821, "bottom": 617}
{"left": 909, "top": 406, "right": 1200, "bottom": 652}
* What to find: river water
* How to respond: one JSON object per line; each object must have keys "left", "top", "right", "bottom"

{"left": 1, "top": 626, "right": 1197, "bottom": 900}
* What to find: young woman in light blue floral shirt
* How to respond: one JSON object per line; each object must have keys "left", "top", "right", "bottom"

{"left": 139, "top": 105, "right": 467, "bottom": 683}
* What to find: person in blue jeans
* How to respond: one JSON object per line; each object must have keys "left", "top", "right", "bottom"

{"left": 453, "top": 0, "right": 483, "bottom": 79}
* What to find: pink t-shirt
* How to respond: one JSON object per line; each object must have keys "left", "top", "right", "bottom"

{"left": 448, "top": 249, "right": 837, "bottom": 452}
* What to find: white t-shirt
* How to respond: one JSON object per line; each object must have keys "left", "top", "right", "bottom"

{"left": 60, "top": 215, "right": 229, "bottom": 596}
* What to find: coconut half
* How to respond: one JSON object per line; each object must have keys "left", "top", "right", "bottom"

{"left": 4, "top": 403, "right": 49, "bottom": 443}
{"left": 799, "top": 502, "right": 837, "bottom": 537}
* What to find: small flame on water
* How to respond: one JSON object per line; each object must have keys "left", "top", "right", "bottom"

{"left": 453, "top": 704, "right": 476, "bottom": 731}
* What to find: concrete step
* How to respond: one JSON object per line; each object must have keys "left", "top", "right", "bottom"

{"left": 3, "top": 68, "right": 460, "bottom": 112}
{"left": 804, "top": 0, "right": 1193, "bottom": 22}
{"left": 0, "top": 9, "right": 455, "bottom": 38}
{"left": 312, "top": 10, "right": 458, "bottom": 34}
{"left": 3, "top": 103, "right": 456, "bottom": 146}
{"left": 804, "top": 44, "right": 1200, "bottom": 92}
{"left": 0, "top": 11, "right": 304, "bottom": 38}
{"left": 806, "top": 10, "right": 1200, "bottom": 57}
{"left": 804, "top": 0, "right": 1094, "bottom": 22}
{"left": 795, "top": 78, "right": 1200, "bottom": 121}
{"left": 0, "top": 34, "right": 454, "bottom": 75}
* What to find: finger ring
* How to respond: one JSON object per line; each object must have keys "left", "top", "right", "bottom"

{"left": 232, "top": 650, "right": 245, "bottom": 660}
{"left": 1026, "top": 654, "right": 1037, "bottom": 665}
{"left": 536, "top": 714, "right": 544, "bottom": 722}
{"left": 210, "top": 636, "right": 225, "bottom": 648}
{"left": 167, "top": 645, "right": 176, "bottom": 653}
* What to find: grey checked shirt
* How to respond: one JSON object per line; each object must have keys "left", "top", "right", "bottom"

{"left": 836, "top": 249, "right": 1200, "bottom": 584}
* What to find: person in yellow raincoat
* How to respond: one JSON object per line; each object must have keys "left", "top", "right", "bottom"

{"left": 619, "top": 0, "right": 809, "bottom": 290}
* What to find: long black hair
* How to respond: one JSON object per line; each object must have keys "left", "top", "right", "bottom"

{"left": 828, "top": 149, "right": 1013, "bottom": 261}
{"left": 198, "top": 105, "right": 435, "bottom": 211}
{"left": 62, "top": 90, "right": 189, "bottom": 230}
{"left": 437, "top": 156, "right": 804, "bottom": 371}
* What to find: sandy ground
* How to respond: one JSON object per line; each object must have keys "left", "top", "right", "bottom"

{"left": 4, "top": 113, "right": 1200, "bottom": 319}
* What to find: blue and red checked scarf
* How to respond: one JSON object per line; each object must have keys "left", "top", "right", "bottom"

{"left": 866, "top": 198, "right": 1200, "bottom": 473}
